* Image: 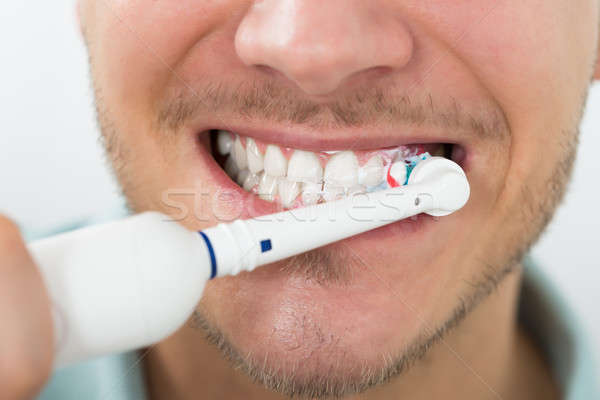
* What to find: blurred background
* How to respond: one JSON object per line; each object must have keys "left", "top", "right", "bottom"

{"left": 1, "top": 0, "right": 598, "bottom": 380}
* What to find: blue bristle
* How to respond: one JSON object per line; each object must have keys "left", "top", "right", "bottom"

{"left": 404, "top": 152, "right": 431, "bottom": 184}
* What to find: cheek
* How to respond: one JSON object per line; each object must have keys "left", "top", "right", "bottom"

{"left": 423, "top": 1, "right": 597, "bottom": 109}
{"left": 453, "top": 2, "right": 596, "bottom": 173}
{"left": 89, "top": 0, "right": 239, "bottom": 136}
{"left": 421, "top": 1, "right": 595, "bottom": 236}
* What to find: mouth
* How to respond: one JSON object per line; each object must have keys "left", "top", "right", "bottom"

{"left": 206, "top": 129, "right": 467, "bottom": 210}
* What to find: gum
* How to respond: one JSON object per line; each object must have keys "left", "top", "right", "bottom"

{"left": 226, "top": 131, "right": 438, "bottom": 167}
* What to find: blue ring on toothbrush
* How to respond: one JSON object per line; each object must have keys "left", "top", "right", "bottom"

{"left": 198, "top": 231, "right": 217, "bottom": 279}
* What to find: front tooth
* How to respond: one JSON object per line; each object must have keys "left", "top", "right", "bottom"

{"left": 264, "top": 145, "right": 288, "bottom": 177}
{"left": 287, "top": 150, "right": 323, "bottom": 183}
{"left": 236, "top": 169, "right": 250, "bottom": 186}
{"left": 246, "top": 138, "right": 264, "bottom": 173}
{"left": 258, "top": 173, "right": 278, "bottom": 201}
{"left": 216, "top": 130, "right": 233, "bottom": 155}
{"left": 278, "top": 180, "right": 300, "bottom": 208}
{"left": 322, "top": 182, "right": 345, "bottom": 202}
{"left": 358, "top": 155, "right": 384, "bottom": 187}
{"left": 301, "top": 182, "right": 322, "bottom": 205}
{"left": 224, "top": 156, "right": 239, "bottom": 179}
{"left": 324, "top": 151, "right": 358, "bottom": 187}
{"left": 232, "top": 135, "right": 248, "bottom": 170}
{"left": 242, "top": 171, "right": 260, "bottom": 191}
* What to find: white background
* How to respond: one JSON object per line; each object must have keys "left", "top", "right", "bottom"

{"left": 1, "top": 0, "right": 598, "bottom": 383}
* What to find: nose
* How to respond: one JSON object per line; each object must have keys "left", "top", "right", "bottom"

{"left": 235, "top": 0, "right": 414, "bottom": 96}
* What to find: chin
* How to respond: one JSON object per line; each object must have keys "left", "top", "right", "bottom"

{"left": 198, "top": 232, "right": 467, "bottom": 390}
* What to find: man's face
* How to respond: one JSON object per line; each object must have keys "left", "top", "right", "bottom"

{"left": 79, "top": 0, "right": 597, "bottom": 396}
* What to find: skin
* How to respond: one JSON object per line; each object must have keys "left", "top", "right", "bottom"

{"left": 1, "top": 0, "right": 599, "bottom": 399}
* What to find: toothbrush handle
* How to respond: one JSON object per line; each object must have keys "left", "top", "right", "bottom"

{"left": 203, "top": 180, "right": 435, "bottom": 277}
{"left": 29, "top": 189, "right": 425, "bottom": 370}
{"left": 203, "top": 157, "right": 469, "bottom": 278}
{"left": 28, "top": 212, "right": 211, "bottom": 369}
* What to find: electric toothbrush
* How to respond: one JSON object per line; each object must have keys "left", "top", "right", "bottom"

{"left": 28, "top": 156, "right": 469, "bottom": 369}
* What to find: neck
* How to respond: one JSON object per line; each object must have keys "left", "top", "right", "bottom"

{"left": 144, "top": 266, "right": 558, "bottom": 400}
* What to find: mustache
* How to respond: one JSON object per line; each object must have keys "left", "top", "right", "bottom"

{"left": 155, "top": 80, "right": 509, "bottom": 141}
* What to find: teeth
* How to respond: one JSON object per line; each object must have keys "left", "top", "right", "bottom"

{"left": 264, "top": 145, "right": 288, "bottom": 177}
{"left": 358, "top": 155, "right": 384, "bottom": 187}
{"left": 287, "top": 150, "right": 323, "bottom": 183}
{"left": 236, "top": 169, "right": 250, "bottom": 186}
{"left": 232, "top": 135, "right": 248, "bottom": 170}
{"left": 258, "top": 173, "right": 278, "bottom": 201}
{"left": 246, "top": 138, "right": 264, "bottom": 174}
{"left": 278, "top": 180, "right": 301, "bottom": 208}
{"left": 224, "top": 156, "right": 239, "bottom": 179}
{"left": 242, "top": 171, "right": 260, "bottom": 191}
{"left": 216, "top": 130, "right": 233, "bottom": 155}
{"left": 301, "top": 182, "right": 322, "bottom": 205}
{"left": 324, "top": 151, "right": 358, "bottom": 187}
{"left": 219, "top": 133, "right": 435, "bottom": 207}
{"left": 322, "top": 182, "right": 345, "bottom": 202}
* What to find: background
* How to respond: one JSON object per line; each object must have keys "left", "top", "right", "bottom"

{"left": 1, "top": 0, "right": 598, "bottom": 382}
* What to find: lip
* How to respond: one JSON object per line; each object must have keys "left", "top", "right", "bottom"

{"left": 198, "top": 136, "right": 283, "bottom": 219}
{"left": 189, "top": 117, "right": 472, "bottom": 154}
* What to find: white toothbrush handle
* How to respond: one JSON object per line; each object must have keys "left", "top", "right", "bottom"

{"left": 203, "top": 158, "right": 469, "bottom": 277}
{"left": 29, "top": 158, "right": 468, "bottom": 370}
{"left": 29, "top": 213, "right": 210, "bottom": 369}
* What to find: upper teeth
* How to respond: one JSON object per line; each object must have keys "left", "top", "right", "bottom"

{"left": 246, "top": 138, "right": 264, "bottom": 174}
{"left": 216, "top": 130, "right": 234, "bottom": 155}
{"left": 324, "top": 151, "right": 359, "bottom": 187}
{"left": 358, "top": 155, "right": 384, "bottom": 187}
{"left": 232, "top": 135, "right": 248, "bottom": 170}
{"left": 264, "top": 145, "right": 288, "bottom": 177}
{"left": 287, "top": 150, "right": 323, "bottom": 183}
{"left": 216, "top": 131, "right": 429, "bottom": 208}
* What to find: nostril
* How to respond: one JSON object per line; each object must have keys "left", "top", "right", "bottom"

{"left": 235, "top": 0, "right": 415, "bottom": 96}
{"left": 254, "top": 64, "right": 281, "bottom": 77}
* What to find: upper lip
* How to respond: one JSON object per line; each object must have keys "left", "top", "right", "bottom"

{"left": 194, "top": 119, "right": 467, "bottom": 152}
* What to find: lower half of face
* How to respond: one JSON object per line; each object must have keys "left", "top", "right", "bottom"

{"left": 81, "top": 0, "right": 597, "bottom": 392}
{"left": 100, "top": 111, "right": 575, "bottom": 386}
